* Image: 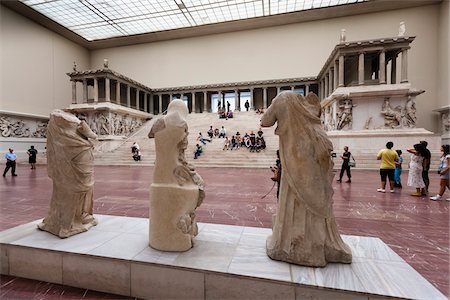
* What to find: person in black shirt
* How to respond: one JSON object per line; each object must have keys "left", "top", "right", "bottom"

{"left": 27, "top": 145, "right": 38, "bottom": 170}
{"left": 337, "top": 146, "right": 352, "bottom": 183}
{"left": 420, "top": 140, "right": 431, "bottom": 195}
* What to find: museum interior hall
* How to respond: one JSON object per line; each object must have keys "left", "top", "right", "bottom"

{"left": 1, "top": 0, "right": 449, "bottom": 299}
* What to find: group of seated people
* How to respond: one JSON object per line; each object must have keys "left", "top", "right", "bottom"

{"left": 218, "top": 109, "right": 233, "bottom": 119}
{"left": 222, "top": 129, "right": 266, "bottom": 152}
{"left": 194, "top": 126, "right": 267, "bottom": 159}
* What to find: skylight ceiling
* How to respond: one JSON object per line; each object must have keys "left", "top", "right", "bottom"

{"left": 21, "top": 0, "right": 366, "bottom": 41}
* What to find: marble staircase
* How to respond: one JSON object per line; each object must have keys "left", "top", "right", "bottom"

{"left": 94, "top": 111, "right": 278, "bottom": 168}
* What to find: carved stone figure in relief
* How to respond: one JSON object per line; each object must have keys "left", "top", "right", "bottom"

{"left": 261, "top": 91, "right": 352, "bottom": 267}
{"left": 324, "top": 106, "right": 335, "bottom": 131}
{"left": 442, "top": 113, "right": 450, "bottom": 133}
{"left": 33, "top": 122, "right": 48, "bottom": 138}
{"left": 98, "top": 113, "right": 110, "bottom": 135}
{"left": 148, "top": 99, "right": 204, "bottom": 251}
{"left": 380, "top": 97, "right": 403, "bottom": 128}
{"left": 364, "top": 117, "right": 373, "bottom": 130}
{"left": 0, "top": 117, "right": 13, "bottom": 137}
{"left": 403, "top": 96, "right": 417, "bottom": 128}
{"left": 38, "top": 110, "right": 98, "bottom": 238}
{"left": 336, "top": 99, "right": 355, "bottom": 130}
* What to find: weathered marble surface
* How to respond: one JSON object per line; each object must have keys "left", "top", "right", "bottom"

{"left": 261, "top": 91, "right": 352, "bottom": 267}
{"left": 1, "top": 215, "right": 446, "bottom": 300}
{"left": 37, "top": 110, "right": 98, "bottom": 238}
{"left": 148, "top": 100, "right": 204, "bottom": 251}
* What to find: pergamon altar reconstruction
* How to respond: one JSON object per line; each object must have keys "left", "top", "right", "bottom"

{"left": 261, "top": 91, "right": 352, "bottom": 267}
{"left": 148, "top": 99, "right": 205, "bottom": 251}
{"left": 37, "top": 110, "right": 98, "bottom": 238}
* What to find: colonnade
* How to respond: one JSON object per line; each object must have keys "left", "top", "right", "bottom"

{"left": 317, "top": 37, "right": 413, "bottom": 100}
{"left": 70, "top": 71, "right": 153, "bottom": 113}
{"left": 152, "top": 82, "right": 316, "bottom": 115}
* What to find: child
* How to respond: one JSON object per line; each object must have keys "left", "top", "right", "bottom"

{"left": 394, "top": 150, "right": 403, "bottom": 188}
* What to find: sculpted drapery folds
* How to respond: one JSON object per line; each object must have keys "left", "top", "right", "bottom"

{"left": 148, "top": 100, "right": 204, "bottom": 251}
{"left": 261, "top": 91, "right": 352, "bottom": 267}
{"left": 38, "top": 110, "right": 98, "bottom": 238}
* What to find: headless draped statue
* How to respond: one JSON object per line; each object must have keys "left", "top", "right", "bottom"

{"left": 38, "top": 110, "right": 98, "bottom": 238}
{"left": 148, "top": 100, "right": 204, "bottom": 251}
{"left": 261, "top": 91, "right": 352, "bottom": 267}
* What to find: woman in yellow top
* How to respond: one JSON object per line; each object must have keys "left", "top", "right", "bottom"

{"left": 377, "top": 141, "right": 399, "bottom": 193}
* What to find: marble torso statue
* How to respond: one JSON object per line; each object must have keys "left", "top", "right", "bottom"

{"left": 261, "top": 91, "right": 352, "bottom": 267}
{"left": 38, "top": 109, "right": 98, "bottom": 238}
{"left": 148, "top": 99, "right": 204, "bottom": 251}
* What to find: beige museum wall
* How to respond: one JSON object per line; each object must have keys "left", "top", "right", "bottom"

{"left": 437, "top": 0, "right": 449, "bottom": 109}
{"left": 0, "top": 6, "right": 90, "bottom": 117}
{"left": 91, "top": 4, "right": 442, "bottom": 132}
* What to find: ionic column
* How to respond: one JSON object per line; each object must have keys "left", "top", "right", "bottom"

{"left": 379, "top": 50, "right": 386, "bottom": 84}
{"left": 203, "top": 91, "right": 208, "bottom": 112}
{"left": 324, "top": 75, "right": 328, "bottom": 98}
{"left": 170, "top": 94, "right": 173, "bottom": 102}
{"left": 191, "top": 91, "right": 196, "bottom": 113}
{"left": 328, "top": 69, "right": 333, "bottom": 94}
{"left": 93, "top": 78, "right": 99, "bottom": 103}
{"left": 71, "top": 81, "right": 77, "bottom": 104}
{"left": 116, "top": 81, "right": 121, "bottom": 104}
{"left": 277, "top": 87, "right": 281, "bottom": 94}
{"left": 144, "top": 93, "right": 148, "bottom": 112}
{"left": 338, "top": 55, "right": 345, "bottom": 87}
{"left": 235, "top": 89, "right": 240, "bottom": 111}
{"left": 250, "top": 88, "right": 254, "bottom": 110}
{"left": 305, "top": 84, "right": 310, "bottom": 94}
{"left": 149, "top": 94, "right": 154, "bottom": 114}
{"left": 401, "top": 49, "right": 408, "bottom": 83}
{"left": 83, "top": 79, "right": 88, "bottom": 103}
{"left": 136, "top": 88, "right": 140, "bottom": 110}
{"left": 126, "top": 85, "right": 131, "bottom": 107}
{"left": 391, "top": 56, "right": 397, "bottom": 84}
{"left": 358, "top": 52, "right": 365, "bottom": 85}
{"left": 158, "top": 94, "right": 162, "bottom": 114}
{"left": 263, "top": 87, "right": 268, "bottom": 109}
{"left": 105, "top": 77, "right": 110, "bottom": 102}
{"left": 334, "top": 61, "right": 338, "bottom": 90}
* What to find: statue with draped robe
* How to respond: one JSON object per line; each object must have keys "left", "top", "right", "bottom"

{"left": 261, "top": 91, "right": 352, "bottom": 267}
{"left": 38, "top": 109, "right": 98, "bottom": 238}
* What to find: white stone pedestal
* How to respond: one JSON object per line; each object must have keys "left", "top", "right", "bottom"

{"left": 0, "top": 215, "right": 446, "bottom": 299}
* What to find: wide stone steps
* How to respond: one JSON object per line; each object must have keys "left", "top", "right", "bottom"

{"left": 94, "top": 112, "right": 442, "bottom": 170}
{"left": 95, "top": 112, "right": 279, "bottom": 168}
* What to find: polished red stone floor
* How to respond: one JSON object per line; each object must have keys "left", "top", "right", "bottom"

{"left": 1, "top": 165, "right": 449, "bottom": 298}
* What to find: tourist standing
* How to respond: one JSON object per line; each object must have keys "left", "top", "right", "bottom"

{"left": 244, "top": 100, "right": 250, "bottom": 111}
{"left": 226, "top": 101, "right": 231, "bottom": 113}
{"left": 376, "top": 141, "right": 398, "bottom": 193}
{"left": 407, "top": 143, "right": 426, "bottom": 196}
{"left": 337, "top": 146, "right": 353, "bottom": 183}
{"left": 394, "top": 150, "right": 403, "bottom": 188}
{"left": 27, "top": 145, "right": 38, "bottom": 170}
{"left": 3, "top": 148, "right": 18, "bottom": 177}
{"left": 430, "top": 145, "right": 450, "bottom": 201}
{"left": 420, "top": 140, "right": 431, "bottom": 195}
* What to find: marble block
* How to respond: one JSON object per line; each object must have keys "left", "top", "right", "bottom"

{"left": 0, "top": 216, "right": 446, "bottom": 300}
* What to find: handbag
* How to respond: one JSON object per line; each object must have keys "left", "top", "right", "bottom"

{"left": 348, "top": 156, "right": 356, "bottom": 167}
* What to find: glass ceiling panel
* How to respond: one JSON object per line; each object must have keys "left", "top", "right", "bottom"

{"left": 20, "top": 0, "right": 367, "bottom": 41}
